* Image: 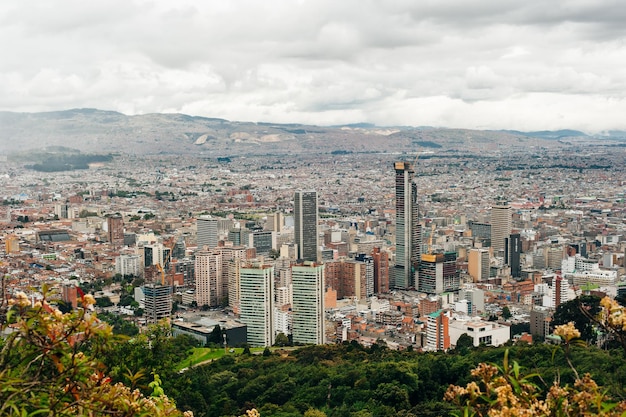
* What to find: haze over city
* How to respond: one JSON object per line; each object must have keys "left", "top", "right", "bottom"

{"left": 1, "top": 0, "right": 626, "bottom": 132}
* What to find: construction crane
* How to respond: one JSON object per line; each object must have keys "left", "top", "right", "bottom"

{"left": 156, "top": 262, "right": 165, "bottom": 286}
{"left": 155, "top": 238, "right": 175, "bottom": 286}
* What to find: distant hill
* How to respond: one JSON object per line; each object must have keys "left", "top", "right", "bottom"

{"left": 501, "top": 129, "right": 588, "bottom": 139}
{"left": 0, "top": 108, "right": 573, "bottom": 157}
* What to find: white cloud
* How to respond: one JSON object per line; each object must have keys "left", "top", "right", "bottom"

{"left": 0, "top": 0, "right": 625, "bottom": 132}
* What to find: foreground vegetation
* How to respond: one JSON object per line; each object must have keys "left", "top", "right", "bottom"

{"left": 4, "top": 290, "right": 626, "bottom": 417}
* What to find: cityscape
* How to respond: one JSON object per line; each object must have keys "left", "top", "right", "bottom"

{"left": 1, "top": 131, "right": 624, "bottom": 353}
{"left": 2, "top": 1, "right": 626, "bottom": 415}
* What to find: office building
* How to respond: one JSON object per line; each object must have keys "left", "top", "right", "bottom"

{"left": 294, "top": 190, "right": 319, "bottom": 262}
{"left": 292, "top": 262, "right": 325, "bottom": 345}
{"left": 491, "top": 202, "right": 512, "bottom": 255}
{"left": 228, "top": 227, "right": 250, "bottom": 247}
{"left": 505, "top": 233, "right": 522, "bottom": 279}
{"left": 250, "top": 230, "right": 275, "bottom": 256}
{"left": 468, "top": 248, "right": 490, "bottom": 282}
{"left": 143, "top": 283, "right": 172, "bottom": 324}
{"left": 393, "top": 161, "right": 420, "bottom": 289}
{"left": 419, "top": 252, "right": 459, "bottom": 294}
{"left": 239, "top": 263, "right": 275, "bottom": 347}
{"left": 197, "top": 216, "right": 219, "bottom": 250}
{"left": 107, "top": 215, "right": 124, "bottom": 247}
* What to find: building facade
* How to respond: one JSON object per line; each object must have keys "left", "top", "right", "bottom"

{"left": 393, "top": 161, "right": 420, "bottom": 289}
{"left": 491, "top": 202, "right": 512, "bottom": 256}
{"left": 239, "top": 263, "right": 275, "bottom": 347}
{"left": 294, "top": 190, "right": 319, "bottom": 262}
{"left": 292, "top": 262, "right": 325, "bottom": 345}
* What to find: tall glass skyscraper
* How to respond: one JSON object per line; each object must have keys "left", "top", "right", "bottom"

{"left": 393, "top": 162, "right": 420, "bottom": 289}
{"left": 294, "top": 190, "right": 319, "bottom": 262}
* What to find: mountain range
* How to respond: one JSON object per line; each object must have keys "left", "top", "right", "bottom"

{"left": 0, "top": 108, "right": 622, "bottom": 157}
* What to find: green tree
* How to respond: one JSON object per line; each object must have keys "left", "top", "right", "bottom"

{"left": 502, "top": 306, "right": 512, "bottom": 320}
{"left": 274, "top": 332, "right": 290, "bottom": 347}
{"left": 553, "top": 295, "right": 602, "bottom": 343}
{"left": 455, "top": 333, "right": 474, "bottom": 352}
{"left": 207, "top": 325, "right": 224, "bottom": 346}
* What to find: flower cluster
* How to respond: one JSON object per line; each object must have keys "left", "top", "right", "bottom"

{"left": 600, "top": 296, "right": 626, "bottom": 330}
{"left": 554, "top": 321, "right": 581, "bottom": 343}
{"left": 446, "top": 345, "right": 626, "bottom": 416}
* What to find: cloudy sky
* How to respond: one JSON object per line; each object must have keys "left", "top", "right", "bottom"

{"left": 1, "top": 0, "right": 625, "bottom": 132}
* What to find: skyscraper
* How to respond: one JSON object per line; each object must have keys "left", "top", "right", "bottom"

{"left": 393, "top": 162, "right": 420, "bottom": 289}
{"left": 292, "top": 262, "right": 325, "bottom": 345}
{"left": 197, "top": 216, "right": 219, "bottom": 250}
{"left": 239, "top": 263, "right": 275, "bottom": 347}
{"left": 491, "top": 202, "right": 512, "bottom": 256}
{"left": 505, "top": 233, "right": 522, "bottom": 279}
{"left": 294, "top": 190, "right": 319, "bottom": 262}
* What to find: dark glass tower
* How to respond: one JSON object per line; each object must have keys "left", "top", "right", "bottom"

{"left": 294, "top": 190, "right": 319, "bottom": 262}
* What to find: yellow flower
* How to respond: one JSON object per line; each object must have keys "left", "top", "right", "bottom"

{"left": 83, "top": 294, "right": 96, "bottom": 305}
{"left": 554, "top": 322, "right": 580, "bottom": 342}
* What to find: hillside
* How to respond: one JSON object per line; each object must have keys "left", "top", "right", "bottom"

{"left": 0, "top": 109, "right": 572, "bottom": 157}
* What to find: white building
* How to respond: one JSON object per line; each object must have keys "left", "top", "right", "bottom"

{"left": 115, "top": 254, "right": 140, "bottom": 277}
{"left": 274, "top": 308, "right": 291, "bottom": 337}
{"left": 449, "top": 317, "right": 510, "bottom": 347}
{"left": 291, "top": 262, "right": 325, "bottom": 345}
{"left": 239, "top": 263, "right": 275, "bottom": 347}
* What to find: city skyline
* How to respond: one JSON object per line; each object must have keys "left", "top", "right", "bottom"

{"left": 1, "top": 1, "right": 626, "bottom": 133}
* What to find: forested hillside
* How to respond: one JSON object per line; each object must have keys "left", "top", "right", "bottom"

{"left": 145, "top": 341, "right": 626, "bottom": 417}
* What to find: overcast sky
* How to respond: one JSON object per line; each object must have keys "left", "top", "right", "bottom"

{"left": 1, "top": 0, "right": 625, "bottom": 132}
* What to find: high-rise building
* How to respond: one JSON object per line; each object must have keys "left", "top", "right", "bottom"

{"left": 143, "top": 243, "right": 168, "bottom": 269}
{"left": 197, "top": 216, "right": 219, "bottom": 250}
{"left": 107, "top": 215, "right": 124, "bottom": 247}
{"left": 324, "top": 258, "right": 369, "bottom": 301}
{"left": 354, "top": 253, "right": 374, "bottom": 298}
{"left": 505, "top": 233, "right": 522, "bottom": 279}
{"left": 143, "top": 283, "right": 172, "bottom": 324}
{"left": 115, "top": 254, "right": 140, "bottom": 277}
{"left": 228, "top": 227, "right": 250, "bottom": 246}
{"left": 468, "top": 248, "right": 490, "bottom": 282}
{"left": 239, "top": 263, "right": 275, "bottom": 347}
{"left": 426, "top": 309, "right": 450, "bottom": 351}
{"left": 294, "top": 190, "right": 319, "bottom": 262}
{"left": 393, "top": 161, "right": 420, "bottom": 289}
{"left": 552, "top": 275, "right": 570, "bottom": 307}
{"left": 292, "top": 262, "right": 325, "bottom": 345}
{"left": 491, "top": 202, "right": 512, "bottom": 255}
{"left": 195, "top": 249, "right": 223, "bottom": 307}
{"left": 372, "top": 247, "right": 390, "bottom": 294}
{"left": 418, "top": 252, "right": 459, "bottom": 294}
